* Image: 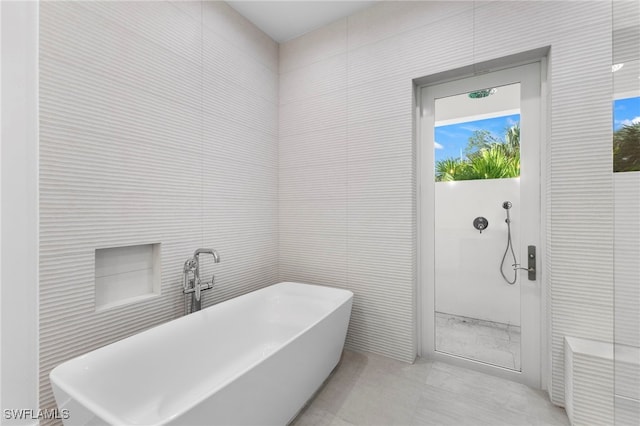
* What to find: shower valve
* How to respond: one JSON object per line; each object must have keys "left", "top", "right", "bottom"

{"left": 473, "top": 217, "right": 489, "bottom": 233}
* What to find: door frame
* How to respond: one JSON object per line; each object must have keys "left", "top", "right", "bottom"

{"left": 416, "top": 61, "right": 547, "bottom": 389}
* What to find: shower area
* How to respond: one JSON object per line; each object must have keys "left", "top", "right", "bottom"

{"left": 420, "top": 62, "right": 541, "bottom": 386}
{"left": 435, "top": 190, "right": 523, "bottom": 371}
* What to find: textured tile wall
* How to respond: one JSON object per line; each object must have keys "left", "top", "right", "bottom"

{"left": 278, "top": 0, "right": 614, "bottom": 404}
{"left": 564, "top": 337, "right": 614, "bottom": 426}
{"left": 613, "top": 1, "right": 640, "bottom": 420}
{"left": 542, "top": 1, "right": 613, "bottom": 405}
{"left": 39, "top": 0, "right": 278, "bottom": 414}
{"left": 614, "top": 172, "right": 640, "bottom": 406}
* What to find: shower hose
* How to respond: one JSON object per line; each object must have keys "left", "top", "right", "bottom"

{"left": 500, "top": 210, "right": 518, "bottom": 285}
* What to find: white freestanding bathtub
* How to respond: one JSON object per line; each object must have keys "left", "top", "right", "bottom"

{"left": 50, "top": 282, "right": 353, "bottom": 426}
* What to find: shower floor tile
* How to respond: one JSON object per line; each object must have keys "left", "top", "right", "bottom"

{"left": 435, "top": 312, "right": 521, "bottom": 371}
{"left": 291, "top": 350, "right": 569, "bottom": 426}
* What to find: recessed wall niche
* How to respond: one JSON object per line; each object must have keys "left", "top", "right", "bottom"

{"left": 95, "top": 243, "right": 161, "bottom": 310}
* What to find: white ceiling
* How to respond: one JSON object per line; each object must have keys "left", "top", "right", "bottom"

{"left": 226, "top": 1, "right": 378, "bottom": 43}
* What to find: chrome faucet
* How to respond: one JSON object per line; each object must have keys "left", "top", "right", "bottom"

{"left": 194, "top": 248, "right": 220, "bottom": 263}
{"left": 183, "top": 248, "right": 220, "bottom": 314}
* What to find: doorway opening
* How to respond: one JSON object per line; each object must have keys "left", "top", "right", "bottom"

{"left": 418, "top": 62, "right": 544, "bottom": 388}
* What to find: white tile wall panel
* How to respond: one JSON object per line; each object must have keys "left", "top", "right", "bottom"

{"left": 279, "top": 126, "right": 348, "bottom": 169}
{"left": 347, "top": 1, "right": 473, "bottom": 51}
{"left": 565, "top": 338, "right": 615, "bottom": 426}
{"left": 202, "top": 72, "right": 278, "bottom": 137}
{"left": 614, "top": 345, "right": 640, "bottom": 401}
{"left": 279, "top": 90, "right": 347, "bottom": 137}
{"left": 277, "top": 264, "right": 347, "bottom": 290}
{"left": 39, "top": 67, "right": 202, "bottom": 181}
{"left": 202, "top": 25, "right": 278, "bottom": 104}
{"left": 280, "top": 54, "right": 347, "bottom": 105}
{"left": 203, "top": 198, "right": 278, "bottom": 236}
{"left": 278, "top": 174, "right": 348, "bottom": 287}
{"left": 614, "top": 172, "right": 640, "bottom": 413}
{"left": 347, "top": 32, "right": 416, "bottom": 85}
{"left": 616, "top": 284, "right": 640, "bottom": 344}
{"left": 280, "top": 199, "right": 347, "bottom": 237}
{"left": 279, "top": 162, "right": 347, "bottom": 201}
{"left": 347, "top": 156, "right": 414, "bottom": 200}
{"left": 347, "top": 225, "right": 415, "bottom": 363}
{"left": 201, "top": 115, "right": 278, "bottom": 168}
{"left": 76, "top": 1, "right": 202, "bottom": 63}
{"left": 40, "top": 3, "right": 201, "bottom": 111}
{"left": 346, "top": 310, "right": 415, "bottom": 347}
{"left": 347, "top": 116, "right": 413, "bottom": 162}
{"left": 348, "top": 197, "right": 414, "bottom": 240}
{"left": 346, "top": 286, "right": 414, "bottom": 324}
{"left": 203, "top": 159, "right": 278, "bottom": 201}
{"left": 279, "top": 18, "right": 347, "bottom": 73}
{"left": 202, "top": 265, "right": 279, "bottom": 306}
{"left": 169, "top": 0, "right": 201, "bottom": 24}
{"left": 615, "top": 395, "right": 640, "bottom": 426}
{"left": 279, "top": 232, "right": 348, "bottom": 288}
{"left": 347, "top": 76, "right": 412, "bottom": 126}
{"left": 614, "top": 172, "right": 640, "bottom": 348}
{"left": 613, "top": 1, "right": 640, "bottom": 64}
{"left": 348, "top": 236, "right": 414, "bottom": 282}
{"left": 472, "top": 1, "right": 565, "bottom": 64}
{"left": 347, "top": 11, "right": 473, "bottom": 86}
{"left": 613, "top": 0, "right": 640, "bottom": 32}
{"left": 201, "top": 1, "right": 278, "bottom": 73}
{"left": 39, "top": 1, "right": 279, "bottom": 418}
{"left": 547, "top": 16, "right": 614, "bottom": 403}
{"left": 200, "top": 226, "right": 278, "bottom": 257}
{"left": 346, "top": 288, "right": 415, "bottom": 362}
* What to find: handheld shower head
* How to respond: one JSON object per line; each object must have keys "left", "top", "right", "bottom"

{"left": 502, "top": 201, "right": 512, "bottom": 210}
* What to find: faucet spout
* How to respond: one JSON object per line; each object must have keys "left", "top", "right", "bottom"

{"left": 194, "top": 248, "right": 220, "bottom": 263}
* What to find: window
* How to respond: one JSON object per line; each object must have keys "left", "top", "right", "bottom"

{"left": 434, "top": 82, "right": 521, "bottom": 181}
{"left": 613, "top": 95, "right": 640, "bottom": 173}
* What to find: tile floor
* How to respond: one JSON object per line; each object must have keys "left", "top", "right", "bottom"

{"left": 291, "top": 350, "right": 569, "bottom": 426}
{"left": 435, "top": 312, "right": 521, "bottom": 371}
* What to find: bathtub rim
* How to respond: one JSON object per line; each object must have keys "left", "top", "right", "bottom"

{"left": 50, "top": 281, "right": 353, "bottom": 426}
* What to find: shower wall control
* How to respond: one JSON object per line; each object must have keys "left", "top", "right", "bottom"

{"left": 473, "top": 217, "right": 489, "bottom": 233}
{"left": 527, "top": 245, "right": 536, "bottom": 280}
